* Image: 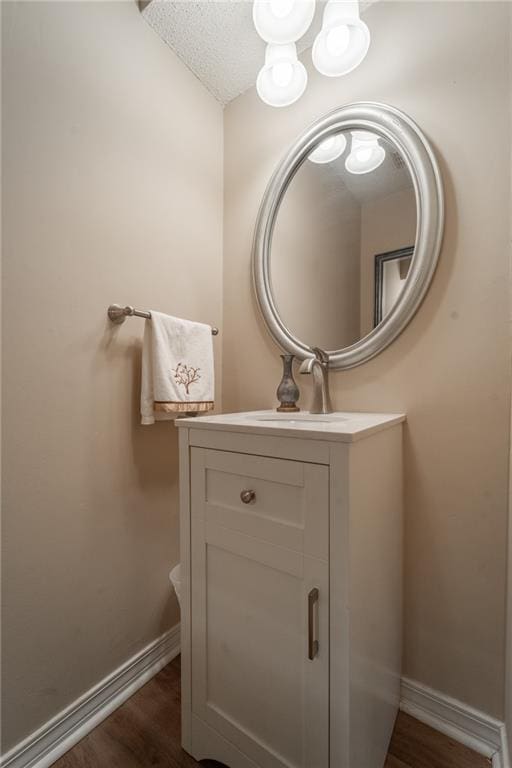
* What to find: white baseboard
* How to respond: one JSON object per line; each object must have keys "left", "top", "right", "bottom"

{"left": 1, "top": 625, "right": 181, "bottom": 768}
{"left": 400, "top": 676, "right": 508, "bottom": 768}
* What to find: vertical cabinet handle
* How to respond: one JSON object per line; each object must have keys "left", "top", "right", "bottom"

{"left": 308, "top": 588, "right": 319, "bottom": 660}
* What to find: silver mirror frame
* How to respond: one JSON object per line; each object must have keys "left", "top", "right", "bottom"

{"left": 252, "top": 102, "right": 444, "bottom": 369}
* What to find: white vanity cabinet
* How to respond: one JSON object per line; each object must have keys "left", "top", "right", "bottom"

{"left": 177, "top": 411, "right": 405, "bottom": 768}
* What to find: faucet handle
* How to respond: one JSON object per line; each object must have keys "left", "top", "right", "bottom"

{"left": 312, "top": 347, "right": 329, "bottom": 365}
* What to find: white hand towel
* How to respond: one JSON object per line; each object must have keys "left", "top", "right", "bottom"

{"left": 141, "top": 312, "right": 214, "bottom": 425}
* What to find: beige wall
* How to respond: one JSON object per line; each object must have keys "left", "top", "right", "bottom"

{"left": 507, "top": 8, "right": 512, "bottom": 754}
{"left": 1, "top": 0, "right": 223, "bottom": 750}
{"left": 272, "top": 159, "right": 361, "bottom": 350}
{"left": 224, "top": 0, "right": 511, "bottom": 718}
{"left": 360, "top": 186, "right": 416, "bottom": 336}
{"left": 507, "top": 426, "right": 512, "bottom": 758}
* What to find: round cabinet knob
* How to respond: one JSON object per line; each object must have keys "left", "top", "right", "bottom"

{"left": 240, "top": 489, "right": 256, "bottom": 504}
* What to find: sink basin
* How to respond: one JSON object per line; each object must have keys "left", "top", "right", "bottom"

{"left": 251, "top": 413, "right": 347, "bottom": 424}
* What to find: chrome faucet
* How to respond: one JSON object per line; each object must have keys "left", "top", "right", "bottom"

{"left": 299, "top": 347, "right": 333, "bottom": 414}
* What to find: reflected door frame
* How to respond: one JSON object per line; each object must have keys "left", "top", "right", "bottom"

{"left": 374, "top": 246, "right": 414, "bottom": 327}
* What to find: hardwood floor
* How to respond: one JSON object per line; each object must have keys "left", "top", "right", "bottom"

{"left": 386, "top": 713, "right": 490, "bottom": 768}
{"left": 53, "top": 656, "right": 490, "bottom": 768}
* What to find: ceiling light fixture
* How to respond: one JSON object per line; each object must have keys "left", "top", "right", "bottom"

{"left": 345, "top": 130, "right": 385, "bottom": 174}
{"left": 312, "top": 0, "right": 370, "bottom": 77}
{"left": 253, "top": 0, "right": 316, "bottom": 44}
{"left": 256, "top": 43, "right": 307, "bottom": 107}
{"left": 308, "top": 134, "right": 347, "bottom": 163}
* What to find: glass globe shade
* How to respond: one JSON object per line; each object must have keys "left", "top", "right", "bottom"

{"left": 253, "top": 0, "right": 316, "bottom": 44}
{"left": 308, "top": 133, "right": 347, "bottom": 163}
{"left": 345, "top": 130, "right": 386, "bottom": 174}
{"left": 256, "top": 43, "right": 307, "bottom": 107}
{"left": 312, "top": 0, "right": 370, "bottom": 76}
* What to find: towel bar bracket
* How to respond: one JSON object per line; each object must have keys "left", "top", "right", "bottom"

{"left": 107, "top": 304, "right": 218, "bottom": 335}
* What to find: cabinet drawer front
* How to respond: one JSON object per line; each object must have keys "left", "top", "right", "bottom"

{"left": 195, "top": 448, "right": 328, "bottom": 561}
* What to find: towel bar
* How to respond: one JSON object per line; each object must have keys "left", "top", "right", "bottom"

{"left": 107, "top": 304, "right": 219, "bottom": 335}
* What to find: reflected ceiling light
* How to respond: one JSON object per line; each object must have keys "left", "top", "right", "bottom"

{"left": 312, "top": 0, "right": 370, "bottom": 77}
{"left": 345, "top": 131, "right": 385, "bottom": 174}
{"left": 256, "top": 43, "right": 307, "bottom": 107}
{"left": 253, "top": 0, "right": 316, "bottom": 44}
{"left": 308, "top": 134, "right": 347, "bottom": 163}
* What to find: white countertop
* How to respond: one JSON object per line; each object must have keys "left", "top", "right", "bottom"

{"left": 176, "top": 410, "right": 406, "bottom": 443}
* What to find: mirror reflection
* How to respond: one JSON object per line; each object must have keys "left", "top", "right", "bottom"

{"left": 270, "top": 129, "right": 416, "bottom": 352}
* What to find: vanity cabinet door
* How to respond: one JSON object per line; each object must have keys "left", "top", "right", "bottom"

{"left": 190, "top": 448, "right": 329, "bottom": 768}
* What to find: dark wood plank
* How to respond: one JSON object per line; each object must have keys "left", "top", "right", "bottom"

{"left": 53, "top": 657, "right": 491, "bottom": 768}
{"left": 52, "top": 658, "right": 217, "bottom": 768}
{"left": 388, "top": 711, "right": 491, "bottom": 768}
{"left": 384, "top": 755, "right": 411, "bottom": 768}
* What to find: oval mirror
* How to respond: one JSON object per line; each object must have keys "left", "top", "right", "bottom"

{"left": 253, "top": 102, "right": 444, "bottom": 369}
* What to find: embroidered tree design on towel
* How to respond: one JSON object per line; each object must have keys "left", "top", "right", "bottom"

{"left": 173, "top": 362, "right": 201, "bottom": 395}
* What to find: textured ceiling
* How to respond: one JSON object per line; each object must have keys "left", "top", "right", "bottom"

{"left": 142, "top": 1, "right": 374, "bottom": 106}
